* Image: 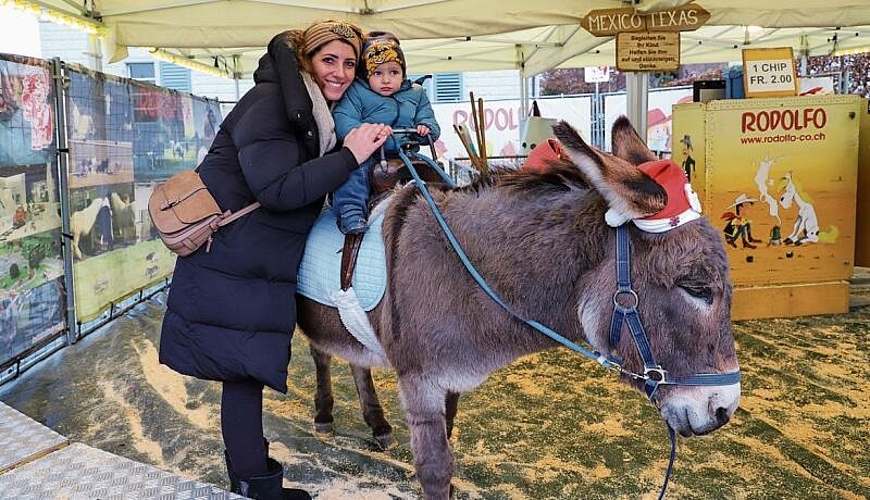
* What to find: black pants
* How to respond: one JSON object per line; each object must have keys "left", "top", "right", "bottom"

{"left": 222, "top": 379, "right": 268, "bottom": 480}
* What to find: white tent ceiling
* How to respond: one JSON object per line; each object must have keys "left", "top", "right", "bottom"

{"left": 21, "top": 0, "right": 870, "bottom": 78}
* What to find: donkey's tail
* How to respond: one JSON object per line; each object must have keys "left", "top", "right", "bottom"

{"left": 818, "top": 226, "right": 839, "bottom": 244}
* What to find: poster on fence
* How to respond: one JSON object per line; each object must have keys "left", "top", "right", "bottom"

{"left": 66, "top": 69, "right": 135, "bottom": 190}
{"left": 64, "top": 65, "right": 221, "bottom": 322}
{"left": 604, "top": 86, "right": 693, "bottom": 154}
{"left": 0, "top": 54, "right": 65, "bottom": 366}
{"left": 431, "top": 96, "right": 593, "bottom": 166}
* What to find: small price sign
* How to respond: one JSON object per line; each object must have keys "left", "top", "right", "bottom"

{"left": 742, "top": 47, "right": 798, "bottom": 98}
{"left": 585, "top": 66, "right": 611, "bottom": 83}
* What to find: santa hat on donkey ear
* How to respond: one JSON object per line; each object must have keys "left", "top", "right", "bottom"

{"left": 631, "top": 159, "right": 703, "bottom": 233}
{"left": 523, "top": 138, "right": 568, "bottom": 172}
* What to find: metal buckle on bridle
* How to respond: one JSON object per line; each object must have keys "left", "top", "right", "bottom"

{"left": 644, "top": 366, "right": 667, "bottom": 383}
{"left": 612, "top": 288, "right": 638, "bottom": 310}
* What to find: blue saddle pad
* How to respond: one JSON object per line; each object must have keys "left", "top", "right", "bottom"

{"left": 297, "top": 209, "right": 386, "bottom": 311}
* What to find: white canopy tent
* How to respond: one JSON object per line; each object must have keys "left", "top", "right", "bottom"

{"left": 17, "top": 0, "right": 870, "bottom": 78}
{"left": 12, "top": 0, "right": 870, "bottom": 138}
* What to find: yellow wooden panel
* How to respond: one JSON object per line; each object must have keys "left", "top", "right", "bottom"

{"left": 672, "top": 102, "right": 707, "bottom": 207}
{"left": 732, "top": 281, "right": 850, "bottom": 320}
{"left": 705, "top": 95, "right": 860, "bottom": 287}
{"left": 856, "top": 98, "right": 870, "bottom": 267}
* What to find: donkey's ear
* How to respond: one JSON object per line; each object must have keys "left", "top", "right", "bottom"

{"left": 553, "top": 121, "right": 666, "bottom": 227}
{"left": 611, "top": 115, "right": 658, "bottom": 166}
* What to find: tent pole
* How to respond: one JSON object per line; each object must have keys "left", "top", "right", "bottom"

{"left": 233, "top": 54, "right": 242, "bottom": 100}
{"left": 519, "top": 70, "right": 528, "bottom": 150}
{"left": 624, "top": 0, "right": 648, "bottom": 145}
{"left": 625, "top": 72, "right": 648, "bottom": 143}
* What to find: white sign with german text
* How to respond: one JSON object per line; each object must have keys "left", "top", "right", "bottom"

{"left": 585, "top": 66, "right": 611, "bottom": 83}
{"left": 742, "top": 47, "right": 798, "bottom": 98}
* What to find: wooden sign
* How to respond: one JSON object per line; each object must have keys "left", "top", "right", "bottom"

{"left": 742, "top": 47, "right": 798, "bottom": 98}
{"left": 616, "top": 31, "right": 680, "bottom": 72}
{"left": 581, "top": 4, "right": 709, "bottom": 37}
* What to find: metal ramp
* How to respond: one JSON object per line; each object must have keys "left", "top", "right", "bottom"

{"left": 0, "top": 402, "right": 242, "bottom": 499}
{"left": 0, "top": 400, "right": 68, "bottom": 474}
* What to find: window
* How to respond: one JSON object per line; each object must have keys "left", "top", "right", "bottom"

{"left": 159, "top": 62, "right": 192, "bottom": 93}
{"left": 127, "top": 62, "right": 156, "bottom": 84}
{"left": 433, "top": 73, "right": 463, "bottom": 102}
{"left": 407, "top": 72, "right": 463, "bottom": 103}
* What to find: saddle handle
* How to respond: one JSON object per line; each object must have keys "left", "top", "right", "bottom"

{"left": 390, "top": 128, "right": 438, "bottom": 160}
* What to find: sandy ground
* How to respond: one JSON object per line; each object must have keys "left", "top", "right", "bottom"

{"left": 1, "top": 279, "right": 869, "bottom": 499}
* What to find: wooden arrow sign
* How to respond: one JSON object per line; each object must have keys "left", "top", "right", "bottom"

{"left": 581, "top": 4, "right": 710, "bottom": 37}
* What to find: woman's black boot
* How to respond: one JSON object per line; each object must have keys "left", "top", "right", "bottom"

{"left": 239, "top": 458, "right": 311, "bottom": 499}
{"left": 231, "top": 456, "right": 311, "bottom": 500}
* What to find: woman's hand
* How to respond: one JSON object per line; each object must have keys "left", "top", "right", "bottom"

{"left": 416, "top": 124, "right": 430, "bottom": 137}
{"left": 343, "top": 123, "right": 391, "bottom": 163}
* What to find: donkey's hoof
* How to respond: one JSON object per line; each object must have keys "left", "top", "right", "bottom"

{"left": 373, "top": 432, "right": 396, "bottom": 450}
{"left": 314, "top": 422, "right": 334, "bottom": 438}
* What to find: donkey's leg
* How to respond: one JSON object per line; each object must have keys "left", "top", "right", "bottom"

{"left": 399, "top": 376, "right": 453, "bottom": 500}
{"left": 310, "top": 344, "right": 335, "bottom": 436}
{"left": 445, "top": 392, "right": 460, "bottom": 440}
{"left": 350, "top": 365, "right": 394, "bottom": 450}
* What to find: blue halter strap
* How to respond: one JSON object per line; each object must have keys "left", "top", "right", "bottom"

{"left": 607, "top": 224, "right": 741, "bottom": 500}
{"left": 609, "top": 225, "right": 742, "bottom": 400}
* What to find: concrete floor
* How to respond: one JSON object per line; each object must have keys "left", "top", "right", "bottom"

{"left": 1, "top": 280, "right": 869, "bottom": 499}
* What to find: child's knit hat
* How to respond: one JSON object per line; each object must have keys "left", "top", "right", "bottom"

{"left": 361, "top": 31, "right": 406, "bottom": 78}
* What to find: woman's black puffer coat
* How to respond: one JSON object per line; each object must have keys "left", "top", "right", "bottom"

{"left": 159, "top": 39, "right": 357, "bottom": 393}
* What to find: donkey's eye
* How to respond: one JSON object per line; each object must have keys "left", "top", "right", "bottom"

{"left": 681, "top": 285, "right": 713, "bottom": 305}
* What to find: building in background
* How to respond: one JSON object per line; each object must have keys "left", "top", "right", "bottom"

{"left": 37, "top": 21, "right": 250, "bottom": 104}
{"left": 0, "top": 5, "right": 41, "bottom": 57}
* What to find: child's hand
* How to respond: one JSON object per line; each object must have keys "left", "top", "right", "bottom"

{"left": 416, "top": 125, "right": 430, "bottom": 137}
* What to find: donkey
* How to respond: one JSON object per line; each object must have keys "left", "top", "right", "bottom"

{"left": 296, "top": 117, "right": 740, "bottom": 499}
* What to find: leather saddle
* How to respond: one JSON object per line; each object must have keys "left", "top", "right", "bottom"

{"left": 370, "top": 157, "right": 445, "bottom": 197}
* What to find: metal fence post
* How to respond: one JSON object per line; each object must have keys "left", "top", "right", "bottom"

{"left": 50, "top": 57, "right": 79, "bottom": 346}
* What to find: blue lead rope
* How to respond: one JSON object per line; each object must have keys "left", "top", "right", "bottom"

{"left": 396, "top": 148, "right": 738, "bottom": 499}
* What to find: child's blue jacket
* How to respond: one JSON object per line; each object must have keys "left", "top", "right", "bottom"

{"left": 333, "top": 77, "right": 440, "bottom": 153}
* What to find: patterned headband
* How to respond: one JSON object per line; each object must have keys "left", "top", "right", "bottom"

{"left": 303, "top": 21, "right": 362, "bottom": 58}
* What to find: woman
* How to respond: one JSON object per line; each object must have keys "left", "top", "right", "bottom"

{"left": 158, "top": 21, "right": 390, "bottom": 499}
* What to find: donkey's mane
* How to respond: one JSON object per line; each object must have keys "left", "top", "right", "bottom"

{"left": 494, "top": 162, "right": 589, "bottom": 193}
{"left": 381, "top": 161, "right": 599, "bottom": 264}
{"left": 429, "top": 162, "right": 589, "bottom": 198}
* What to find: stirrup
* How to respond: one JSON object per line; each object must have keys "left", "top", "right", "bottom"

{"left": 340, "top": 233, "right": 364, "bottom": 291}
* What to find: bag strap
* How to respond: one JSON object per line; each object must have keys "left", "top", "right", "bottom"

{"left": 217, "top": 202, "right": 261, "bottom": 227}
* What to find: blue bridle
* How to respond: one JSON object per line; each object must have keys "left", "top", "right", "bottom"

{"left": 610, "top": 225, "right": 742, "bottom": 400}
{"left": 394, "top": 142, "right": 740, "bottom": 499}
